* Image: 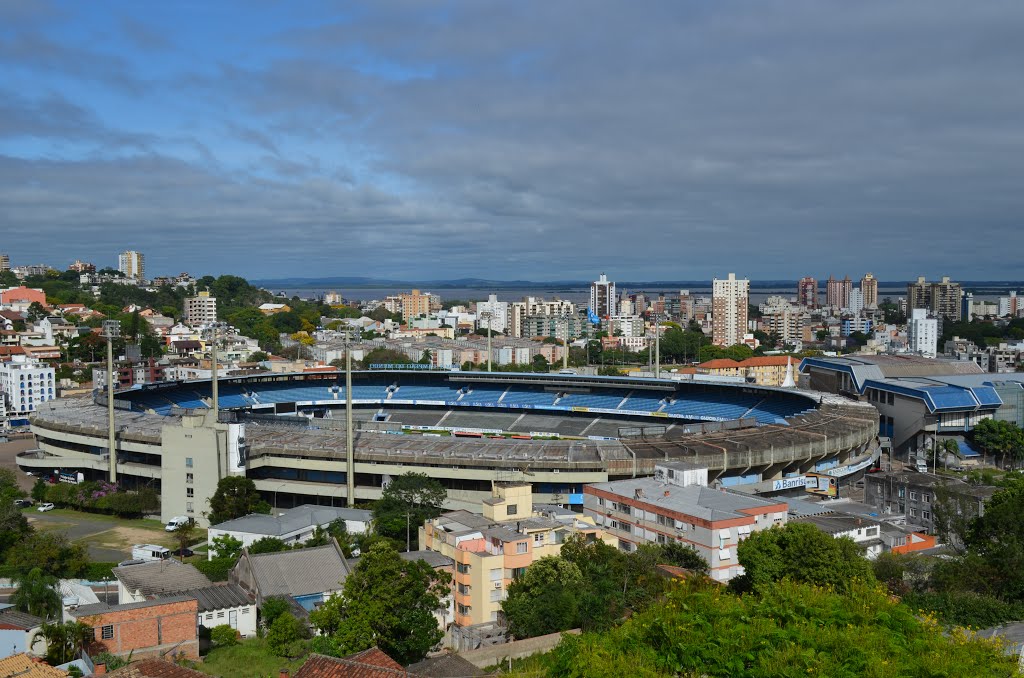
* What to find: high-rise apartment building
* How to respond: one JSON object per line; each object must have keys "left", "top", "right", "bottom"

{"left": 860, "top": 273, "right": 878, "bottom": 309}
{"left": 907, "top": 309, "right": 938, "bottom": 358}
{"left": 825, "top": 275, "right": 852, "bottom": 309}
{"left": 848, "top": 289, "right": 864, "bottom": 315}
{"left": 999, "top": 292, "right": 1021, "bottom": 318}
{"left": 797, "top": 277, "right": 818, "bottom": 308}
{"left": 183, "top": 290, "right": 218, "bottom": 327}
{"left": 907, "top": 276, "right": 961, "bottom": 321}
{"left": 398, "top": 289, "right": 433, "bottom": 320}
{"left": 0, "top": 253, "right": 9, "bottom": 272}
{"left": 118, "top": 251, "right": 145, "bottom": 279}
{"left": 475, "top": 294, "right": 509, "bottom": 334}
{"left": 712, "top": 273, "right": 749, "bottom": 347}
{"left": 590, "top": 273, "right": 616, "bottom": 319}
{"left": 508, "top": 297, "right": 576, "bottom": 338}
{"left": 0, "top": 356, "right": 56, "bottom": 418}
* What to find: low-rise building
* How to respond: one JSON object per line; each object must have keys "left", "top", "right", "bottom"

{"left": 420, "top": 482, "right": 612, "bottom": 628}
{"left": 230, "top": 540, "right": 351, "bottom": 610}
{"left": 583, "top": 462, "right": 788, "bottom": 582}
{"left": 0, "top": 607, "right": 45, "bottom": 659}
{"left": 790, "top": 514, "right": 885, "bottom": 559}
{"left": 0, "top": 355, "right": 56, "bottom": 421}
{"left": 208, "top": 505, "right": 372, "bottom": 556}
{"left": 863, "top": 471, "right": 997, "bottom": 541}
{"left": 68, "top": 596, "right": 200, "bottom": 660}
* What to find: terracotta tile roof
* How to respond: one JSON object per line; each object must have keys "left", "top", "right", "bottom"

{"left": 106, "top": 658, "right": 210, "bottom": 677}
{"left": 0, "top": 653, "right": 67, "bottom": 677}
{"left": 295, "top": 649, "right": 406, "bottom": 677}
{"left": 698, "top": 359, "right": 741, "bottom": 369}
{"left": 737, "top": 356, "right": 794, "bottom": 367}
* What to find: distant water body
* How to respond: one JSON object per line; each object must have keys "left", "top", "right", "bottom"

{"left": 272, "top": 285, "right": 925, "bottom": 305}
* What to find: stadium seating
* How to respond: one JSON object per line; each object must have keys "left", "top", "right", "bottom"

{"left": 556, "top": 391, "right": 630, "bottom": 410}
{"left": 619, "top": 391, "right": 667, "bottom": 412}
{"left": 390, "top": 385, "right": 464, "bottom": 402}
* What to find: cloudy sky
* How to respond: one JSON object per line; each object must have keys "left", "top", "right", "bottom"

{"left": 1, "top": 1, "right": 1022, "bottom": 282}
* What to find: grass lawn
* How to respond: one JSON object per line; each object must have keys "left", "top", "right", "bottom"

{"left": 22, "top": 506, "right": 183, "bottom": 555}
{"left": 197, "top": 638, "right": 307, "bottom": 678}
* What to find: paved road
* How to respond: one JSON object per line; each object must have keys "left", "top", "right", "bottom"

{"left": 0, "top": 436, "right": 39, "bottom": 492}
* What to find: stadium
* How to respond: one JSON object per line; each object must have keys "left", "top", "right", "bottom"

{"left": 19, "top": 370, "right": 879, "bottom": 524}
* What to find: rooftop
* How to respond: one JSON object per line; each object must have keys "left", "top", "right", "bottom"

{"left": 0, "top": 654, "right": 67, "bottom": 678}
{"left": 295, "top": 648, "right": 405, "bottom": 678}
{"left": 189, "top": 584, "right": 252, "bottom": 613}
{"left": 107, "top": 658, "right": 210, "bottom": 677}
{"left": 0, "top": 607, "right": 44, "bottom": 630}
{"left": 113, "top": 559, "right": 212, "bottom": 597}
{"left": 791, "top": 513, "right": 883, "bottom": 535}
{"left": 68, "top": 594, "right": 197, "bottom": 618}
{"left": 587, "top": 478, "right": 784, "bottom": 522}
{"left": 244, "top": 541, "right": 350, "bottom": 599}
{"left": 211, "top": 504, "right": 372, "bottom": 536}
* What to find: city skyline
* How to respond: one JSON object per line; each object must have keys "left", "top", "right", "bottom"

{"left": 2, "top": 2, "right": 1023, "bottom": 279}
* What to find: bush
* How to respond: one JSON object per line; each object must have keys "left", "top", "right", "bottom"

{"left": 194, "top": 557, "right": 236, "bottom": 582}
{"left": 260, "top": 596, "right": 291, "bottom": 630}
{"left": 211, "top": 624, "right": 240, "bottom": 647}
{"left": 83, "top": 562, "right": 117, "bottom": 581}
{"left": 903, "top": 590, "right": 1024, "bottom": 628}
{"left": 266, "top": 612, "right": 308, "bottom": 658}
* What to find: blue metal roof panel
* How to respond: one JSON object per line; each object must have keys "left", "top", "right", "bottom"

{"left": 921, "top": 385, "right": 978, "bottom": 410}
{"left": 970, "top": 386, "right": 1003, "bottom": 408}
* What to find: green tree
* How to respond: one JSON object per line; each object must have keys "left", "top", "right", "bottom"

{"left": 248, "top": 537, "right": 291, "bottom": 554}
{"left": 655, "top": 541, "right": 709, "bottom": 575}
{"left": 961, "top": 476, "right": 1024, "bottom": 601}
{"left": 359, "top": 347, "right": 412, "bottom": 368}
{"left": 248, "top": 351, "right": 269, "bottom": 363}
{"left": 732, "top": 522, "right": 874, "bottom": 594}
{"left": 260, "top": 596, "right": 292, "bottom": 631}
{"left": 174, "top": 520, "right": 197, "bottom": 560}
{"left": 207, "top": 476, "right": 271, "bottom": 525}
{"left": 209, "top": 534, "right": 244, "bottom": 560}
{"left": 12, "top": 568, "right": 62, "bottom": 619}
{"left": 5, "top": 531, "right": 89, "bottom": 577}
{"left": 502, "top": 557, "right": 584, "bottom": 638}
{"left": 372, "top": 473, "right": 447, "bottom": 550}
{"left": 31, "top": 621, "right": 94, "bottom": 665}
{"left": 266, "top": 612, "right": 308, "bottom": 658}
{"left": 308, "top": 541, "right": 450, "bottom": 664}
{"left": 0, "top": 501, "right": 32, "bottom": 561}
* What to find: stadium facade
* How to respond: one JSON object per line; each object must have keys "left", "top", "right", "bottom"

{"left": 20, "top": 371, "right": 878, "bottom": 525}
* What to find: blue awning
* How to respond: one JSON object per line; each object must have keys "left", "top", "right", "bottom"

{"left": 957, "top": 440, "right": 981, "bottom": 458}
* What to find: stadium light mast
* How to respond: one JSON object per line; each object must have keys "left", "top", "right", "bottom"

{"left": 102, "top": 320, "right": 121, "bottom": 483}
{"left": 345, "top": 327, "right": 355, "bottom": 507}
{"left": 208, "top": 321, "right": 227, "bottom": 421}
{"left": 654, "top": 313, "right": 661, "bottom": 379}
{"left": 562, "top": 316, "right": 569, "bottom": 370}
{"left": 481, "top": 311, "right": 493, "bottom": 372}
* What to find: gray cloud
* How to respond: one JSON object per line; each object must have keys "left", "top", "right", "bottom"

{"left": 2, "top": 1, "right": 1023, "bottom": 281}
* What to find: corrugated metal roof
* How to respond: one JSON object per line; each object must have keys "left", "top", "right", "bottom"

{"left": 0, "top": 608, "right": 44, "bottom": 630}
{"left": 189, "top": 584, "right": 252, "bottom": 612}
{"left": 211, "top": 504, "right": 372, "bottom": 536}
{"left": 247, "top": 542, "right": 350, "bottom": 599}
{"left": 113, "top": 560, "right": 212, "bottom": 597}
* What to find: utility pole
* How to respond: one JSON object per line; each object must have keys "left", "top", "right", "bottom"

{"left": 345, "top": 328, "right": 355, "bottom": 507}
{"left": 406, "top": 511, "right": 411, "bottom": 552}
{"left": 102, "top": 320, "right": 120, "bottom": 483}
{"left": 654, "top": 313, "right": 661, "bottom": 379}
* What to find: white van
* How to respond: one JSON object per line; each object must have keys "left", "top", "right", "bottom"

{"left": 131, "top": 544, "right": 171, "bottom": 562}
{"left": 165, "top": 516, "right": 191, "bottom": 532}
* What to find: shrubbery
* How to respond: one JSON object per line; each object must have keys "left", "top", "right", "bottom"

{"left": 45, "top": 481, "right": 159, "bottom": 518}
{"left": 211, "top": 624, "right": 240, "bottom": 647}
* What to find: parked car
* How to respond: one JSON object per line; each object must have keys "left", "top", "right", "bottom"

{"left": 13, "top": 499, "right": 33, "bottom": 508}
{"left": 176, "top": 547, "right": 195, "bottom": 559}
{"left": 37, "top": 503, "right": 55, "bottom": 512}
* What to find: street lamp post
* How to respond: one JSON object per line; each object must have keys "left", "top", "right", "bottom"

{"left": 102, "top": 320, "right": 120, "bottom": 483}
{"left": 480, "top": 311, "right": 493, "bottom": 372}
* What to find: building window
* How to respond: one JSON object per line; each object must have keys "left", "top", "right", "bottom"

{"left": 533, "top": 533, "right": 544, "bottom": 545}
{"left": 100, "top": 625, "right": 114, "bottom": 640}
{"left": 506, "top": 504, "right": 518, "bottom": 516}
{"left": 656, "top": 514, "right": 669, "bottom": 526}
{"left": 511, "top": 567, "right": 526, "bottom": 580}
{"left": 186, "top": 473, "right": 194, "bottom": 484}
{"left": 910, "top": 508, "right": 918, "bottom": 518}
{"left": 597, "top": 497, "right": 605, "bottom": 507}
{"left": 186, "top": 502, "right": 193, "bottom": 513}
{"left": 241, "top": 608, "right": 249, "bottom": 614}
{"left": 656, "top": 534, "right": 667, "bottom": 544}
{"left": 923, "top": 494, "right": 931, "bottom": 503}
{"left": 910, "top": 491, "right": 918, "bottom": 501}
{"left": 457, "top": 604, "right": 471, "bottom": 616}
{"left": 898, "top": 487, "right": 905, "bottom": 499}
{"left": 923, "top": 511, "right": 931, "bottom": 521}
{"left": 205, "top": 614, "right": 213, "bottom": 621}
{"left": 457, "top": 583, "right": 471, "bottom": 595}
{"left": 186, "top": 487, "right": 194, "bottom": 498}
{"left": 456, "top": 563, "right": 471, "bottom": 574}
{"left": 185, "top": 457, "right": 193, "bottom": 468}
{"left": 516, "top": 542, "right": 528, "bottom": 554}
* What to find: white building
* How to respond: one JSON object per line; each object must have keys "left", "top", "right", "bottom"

{"left": 608, "top": 314, "right": 644, "bottom": 338}
{"left": 847, "top": 288, "right": 864, "bottom": 315}
{"left": 118, "top": 250, "right": 145, "bottom": 280}
{"left": 183, "top": 291, "right": 218, "bottom": 327}
{"left": 508, "top": 297, "right": 576, "bottom": 338}
{"left": 999, "top": 292, "right": 1021, "bottom": 318}
{"left": 712, "top": 273, "right": 749, "bottom": 347}
{"left": 207, "top": 505, "right": 372, "bottom": 557}
{"left": 0, "top": 355, "right": 56, "bottom": 418}
{"left": 907, "top": 309, "right": 938, "bottom": 358}
{"left": 475, "top": 294, "right": 509, "bottom": 335}
{"left": 590, "top": 273, "right": 616, "bottom": 319}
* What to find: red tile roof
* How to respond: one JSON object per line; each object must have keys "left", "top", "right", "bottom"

{"left": 107, "top": 658, "right": 210, "bottom": 677}
{"left": 698, "top": 359, "right": 741, "bottom": 369}
{"left": 295, "top": 649, "right": 406, "bottom": 677}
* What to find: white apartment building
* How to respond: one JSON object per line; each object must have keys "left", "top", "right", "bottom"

{"left": 0, "top": 355, "right": 56, "bottom": 418}
{"left": 183, "top": 291, "right": 218, "bottom": 327}
{"left": 999, "top": 292, "right": 1021, "bottom": 318}
{"left": 607, "top": 314, "right": 644, "bottom": 338}
{"left": 590, "top": 273, "right": 616, "bottom": 319}
{"left": 475, "top": 294, "right": 509, "bottom": 334}
{"left": 508, "top": 297, "right": 576, "bottom": 338}
{"left": 712, "top": 273, "right": 749, "bottom": 347}
{"left": 758, "top": 296, "right": 804, "bottom": 346}
{"left": 118, "top": 250, "right": 145, "bottom": 280}
{"left": 584, "top": 462, "right": 788, "bottom": 582}
{"left": 907, "top": 309, "right": 938, "bottom": 358}
{"left": 847, "top": 288, "right": 864, "bottom": 315}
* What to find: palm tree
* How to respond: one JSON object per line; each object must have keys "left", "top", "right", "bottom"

{"left": 31, "top": 621, "right": 94, "bottom": 665}
{"left": 12, "top": 567, "right": 61, "bottom": 620}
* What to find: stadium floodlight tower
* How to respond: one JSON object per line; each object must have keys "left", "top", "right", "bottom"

{"left": 344, "top": 327, "right": 356, "bottom": 506}
{"left": 562, "top": 316, "right": 570, "bottom": 370}
{"left": 653, "top": 312, "right": 662, "bottom": 379}
{"left": 102, "top": 319, "right": 121, "bottom": 482}
{"left": 480, "top": 311, "right": 493, "bottom": 372}
{"left": 207, "top": 321, "right": 228, "bottom": 421}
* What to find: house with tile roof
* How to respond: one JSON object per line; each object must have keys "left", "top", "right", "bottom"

{"left": 230, "top": 540, "right": 351, "bottom": 610}
{"left": 105, "top": 658, "right": 209, "bottom": 677}
{"left": 295, "top": 648, "right": 405, "bottom": 678}
{"left": 0, "top": 607, "right": 46, "bottom": 659}
{"left": 0, "top": 653, "right": 68, "bottom": 677}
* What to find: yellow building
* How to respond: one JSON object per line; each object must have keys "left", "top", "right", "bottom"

{"left": 419, "top": 483, "right": 612, "bottom": 628}
{"left": 698, "top": 356, "right": 798, "bottom": 387}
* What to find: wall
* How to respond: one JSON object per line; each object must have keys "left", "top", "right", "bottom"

{"left": 78, "top": 599, "right": 199, "bottom": 659}
{"left": 459, "top": 629, "right": 581, "bottom": 668}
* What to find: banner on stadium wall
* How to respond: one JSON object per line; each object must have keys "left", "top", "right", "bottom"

{"left": 805, "top": 473, "right": 838, "bottom": 497}
{"left": 772, "top": 476, "right": 809, "bottom": 491}
{"left": 825, "top": 456, "right": 876, "bottom": 477}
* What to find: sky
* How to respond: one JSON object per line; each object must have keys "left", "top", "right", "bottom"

{"left": 1, "top": 1, "right": 1023, "bottom": 282}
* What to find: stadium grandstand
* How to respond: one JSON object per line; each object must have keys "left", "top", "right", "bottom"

{"left": 20, "top": 370, "right": 878, "bottom": 525}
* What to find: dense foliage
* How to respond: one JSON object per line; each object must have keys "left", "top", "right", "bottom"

{"left": 531, "top": 578, "right": 1014, "bottom": 678}
{"left": 207, "top": 477, "right": 271, "bottom": 525}
{"left": 44, "top": 480, "right": 159, "bottom": 518}
{"left": 502, "top": 535, "right": 709, "bottom": 637}
{"left": 372, "top": 473, "right": 447, "bottom": 550}
{"left": 5, "top": 531, "right": 88, "bottom": 577}
{"left": 309, "top": 541, "right": 451, "bottom": 664}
